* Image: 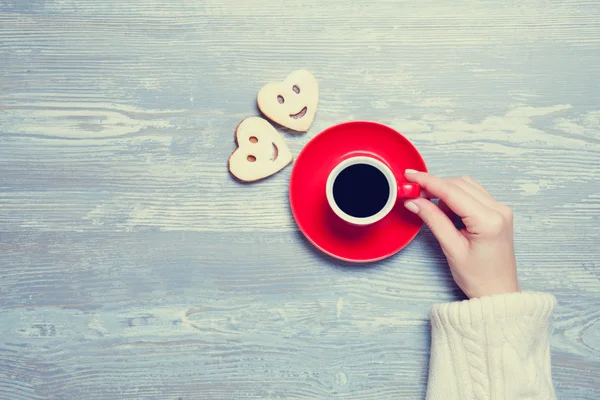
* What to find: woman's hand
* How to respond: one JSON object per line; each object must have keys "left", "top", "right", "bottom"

{"left": 403, "top": 170, "right": 519, "bottom": 299}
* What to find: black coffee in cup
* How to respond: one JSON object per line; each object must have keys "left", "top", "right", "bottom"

{"left": 332, "top": 163, "right": 390, "bottom": 218}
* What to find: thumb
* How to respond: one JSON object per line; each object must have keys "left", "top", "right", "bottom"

{"left": 404, "top": 198, "right": 466, "bottom": 252}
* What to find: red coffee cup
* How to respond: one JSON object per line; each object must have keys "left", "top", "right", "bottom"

{"left": 325, "top": 152, "right": 421, "bottom": 226}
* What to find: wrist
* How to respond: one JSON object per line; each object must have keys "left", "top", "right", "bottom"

{"left": 468, "top": 284, "right": 520, "bottom": 299}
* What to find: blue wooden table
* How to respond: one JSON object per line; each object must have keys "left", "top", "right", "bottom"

{"left": 1, "top": 1, "right": 599, "bottom": 399}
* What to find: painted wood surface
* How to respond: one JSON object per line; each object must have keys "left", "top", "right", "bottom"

{"left": 1, "top": 0, "right": 599, "bottom": 398}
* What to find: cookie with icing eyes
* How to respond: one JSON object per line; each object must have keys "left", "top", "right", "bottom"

{"left": 228, "top": 117, "right": 293, "bottom": 182}
{"left": 257, "top": 70, "right": 319, "bottom": 132}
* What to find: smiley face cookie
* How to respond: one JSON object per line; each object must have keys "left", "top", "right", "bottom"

{"left": 257, "top": 70, "right": 318, "bottom": 132}
{"left": 229, "top": 117, "right": 293, "bottom": 182}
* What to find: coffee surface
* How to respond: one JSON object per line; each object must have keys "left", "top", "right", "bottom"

{"left": 332, "top": 163, "right": 390, "bottom": 218}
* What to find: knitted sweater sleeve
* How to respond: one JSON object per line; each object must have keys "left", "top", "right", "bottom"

{"left": 425, "top": 292, "right": 557, "bottom": 400}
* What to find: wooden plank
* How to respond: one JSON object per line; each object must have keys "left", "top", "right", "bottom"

{"left": 1, "top": 0, "right": 599, "bottom": 398}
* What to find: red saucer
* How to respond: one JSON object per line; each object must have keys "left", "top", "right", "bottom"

{"left": 289, "top": 121, "right": 428, "bottom": 263}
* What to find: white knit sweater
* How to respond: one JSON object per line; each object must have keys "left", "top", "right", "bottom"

{"left": 426, "top": 292, "right": 557, "bottom": 400}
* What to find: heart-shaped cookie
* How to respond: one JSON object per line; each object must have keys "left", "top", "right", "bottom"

{"left": 229, "top": 117, "right": 293, "bottom": 182}
{"left": 257, "top": 70, "right": 319, "bottom": 132}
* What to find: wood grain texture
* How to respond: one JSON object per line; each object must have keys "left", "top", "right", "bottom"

{"left": 1, "top": 0, "right": 599, "bottom": 399}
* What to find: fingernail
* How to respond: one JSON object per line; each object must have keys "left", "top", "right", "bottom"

{"left": 405, "top": 169, "right": 419, "bottom": 175}
{"left": 404, "top": 201, "right": 419, "bottom": 214}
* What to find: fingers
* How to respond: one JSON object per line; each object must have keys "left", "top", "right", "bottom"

{"left": 461, "top": 175, "right": 493, "bottom": 199}
{"left": 437, "top": 199, "right": 454, "bottom": 219}
{"left": 451, "top": 176, "right": 511, "bottom": 215}
{"left": 448, "top": 177, "right": 498, "bottom": 209}
{"left": 405, "top": 170, "right": 489, "bottom": 219}
{"left": 404, "top": 198, "right": 468, "bottom": 253}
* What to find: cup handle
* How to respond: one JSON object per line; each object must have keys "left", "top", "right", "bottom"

{"left": 398, "top": 183, "right": 421, "bottom": 199}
